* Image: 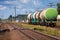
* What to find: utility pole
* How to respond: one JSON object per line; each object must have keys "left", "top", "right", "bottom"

{"left": 48, "top": 2, "right": 55, "bottom": 7}
{"left": 14, "top": 6, "right": 16, "bottom": 21}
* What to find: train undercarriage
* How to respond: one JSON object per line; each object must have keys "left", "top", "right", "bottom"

{"left": 28, "top": 21, "right": 56, "bottom": 27}
{"left": 40, "top": 21, "right": 56, "bottom": 27}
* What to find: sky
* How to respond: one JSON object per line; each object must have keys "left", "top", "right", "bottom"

{"left": 0, "top": 0, "right": 59, "bottom": 19}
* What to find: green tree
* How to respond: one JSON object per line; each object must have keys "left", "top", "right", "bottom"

{"left": 0, "top": 18, "right": 2, "bottom": 22}
{"left": 57, "top": 3, "right": 60, "bottom": 14}
{"left": 8, "top": 15, "right": 12, "bottom": 21}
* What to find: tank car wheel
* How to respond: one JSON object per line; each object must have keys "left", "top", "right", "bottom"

{"left": 46, "top": 23, "right": 49, "bottom": 27}
{"left": 50, "top": 24, "right": 53, "bottom": 27}
{"left": 50, "top": 23, "right": 56, "bottom": 27}
{"left": 41, "top": 23, "right": 44, "bottom": 26}
{"left": 53, "top": 23, "right": 56, "bottom": 27}
{"left": 52, "top": 23, "right": 56, "bottom": 27}
{"left": 39, "top": 22, "right": 42, "bottom": 26}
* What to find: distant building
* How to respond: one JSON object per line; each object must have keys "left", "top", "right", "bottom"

{"left": 16, "top": 14, "right": 28, "bottom": 22}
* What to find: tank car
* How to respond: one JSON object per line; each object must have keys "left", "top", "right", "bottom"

{"left": 57, "top": 15, "right": 60, "bottom": 21}
{"left": 27, "top": 8, "right": 58, "bottom": 27}
{"left": 39, "top": 8, "right": 58, "bottom": 26}
{"left": 27, "top": 13, "right": 31, "bottom": 24}
{"left": 30, "top": 12, "right": 38, "bottom": 24}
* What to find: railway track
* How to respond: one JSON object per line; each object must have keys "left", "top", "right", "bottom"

{"left": 8, "top": 23, "right": 60, "bottom": 40}
{"left": 0, "top": 22, "right": 33, "bottom": 40}
{"left": 0, "top": 23, "right": 11, "bottom": 40}
{"left": 6, "top": 23, "right": 34, "bottom": 40}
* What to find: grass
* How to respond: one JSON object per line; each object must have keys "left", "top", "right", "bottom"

{"left": 56, "top": 21, "right": 60, "bottom": 27}
{"left": 13, "top": 22, "right": 60, "bottom": 38}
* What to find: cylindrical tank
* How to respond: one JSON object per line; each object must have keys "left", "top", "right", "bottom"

{"left": 35, "top": 10, "right": 43, "bottom": 20}
{"left": 40, "top": 8, "right": 58, "bottom": 20}
{"left": 31, "top": 12, "right": 39, "bottom": 23}
{"left": 35, "top": 12, "right": 40, "bottom": 19}
{"left": 57, "top": 15, "right": 60, "bottom": 21}
{"left": 27, "top": 13, "right": 32, "bottom": 23}
{"left": 31, "top": 11, "right": 38, "bottom": 19}
{"left": 27, "top": 13, "right": 31, "bottom": 20}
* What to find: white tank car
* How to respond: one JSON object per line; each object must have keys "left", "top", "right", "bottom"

{"left": 27, "top": 13, "right": 32, "bottom": 23}
{"left": 27, "top": 13, "right": 31, "bottom": 20}
{"left": 57, "top": 15, "right": 60, "bottom": 21}
{"left": 35, "top": 12, "right": 40, "bottom": 20}
{"left": 26, "top": 20, "right": 29, "bottom": 23}
{"left": 40, "top": 9, "right": 46, "bottom": 20}
{"left": 32, "top": 11, "right": 38, "bottom": 19}
{"left": 35, "top": 10, "right": 44, "bottom": 20}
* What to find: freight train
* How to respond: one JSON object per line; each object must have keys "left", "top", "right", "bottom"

{"left": 27, "top": 8, "right": 60, "bottom": 27}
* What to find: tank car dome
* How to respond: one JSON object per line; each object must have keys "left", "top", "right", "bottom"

{"left": 57, "top": 15, "right": 60, "bottom": 21}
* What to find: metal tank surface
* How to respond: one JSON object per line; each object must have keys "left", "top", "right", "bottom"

{"left": 27, "top": 13, "right": 31, "bottom": 20}
{"left": 31, "top": 12, "right": 39, "bottom": 24}
{"left": 40, "top": 8, "right": 58, "bottom": 21}
{"left": 27, "top": 13, "right": 32, "bottom": 23}
{"left": 35, "top": 11, "right": 40, "bottom": 20}
{"left": 57, "top": 15, "right": 60, "bottom": 21}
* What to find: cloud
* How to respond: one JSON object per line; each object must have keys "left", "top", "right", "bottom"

{"left": 4, "top": 1, "right": 17, "bottom": 5}
{"left": 17, "top": 8, "right": 35, "bottom": 13}
{"left": 21, "top": 8, "right": 35, "bottom": 13}
{"left": 20, "top": 0, "right": 30, "bottom": 4}
{"left": 28, "top": 9, "right": 35, "bottom": 12}
{"left": 21, "top": 8, "right": 26, "bottom": 12}
{"left": 0, "top": 5, "right": 7, "bottom": 10}
{"left": 5, "top": 1, "right": 11, "bottom": 4}
{"left": 0, "top": 1, "right": 17, "bottom": 7}
{"left": 33, "top": 0, "right": 41, "bottom": 6}
{"left": 0, "top": 0, "right": 16, "bottom": 1}
{"left": 17, "top": 5, "right": 22, "bottom": 9}
{"left": 57, "top": 0, "right": 60, "bottom": 3}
